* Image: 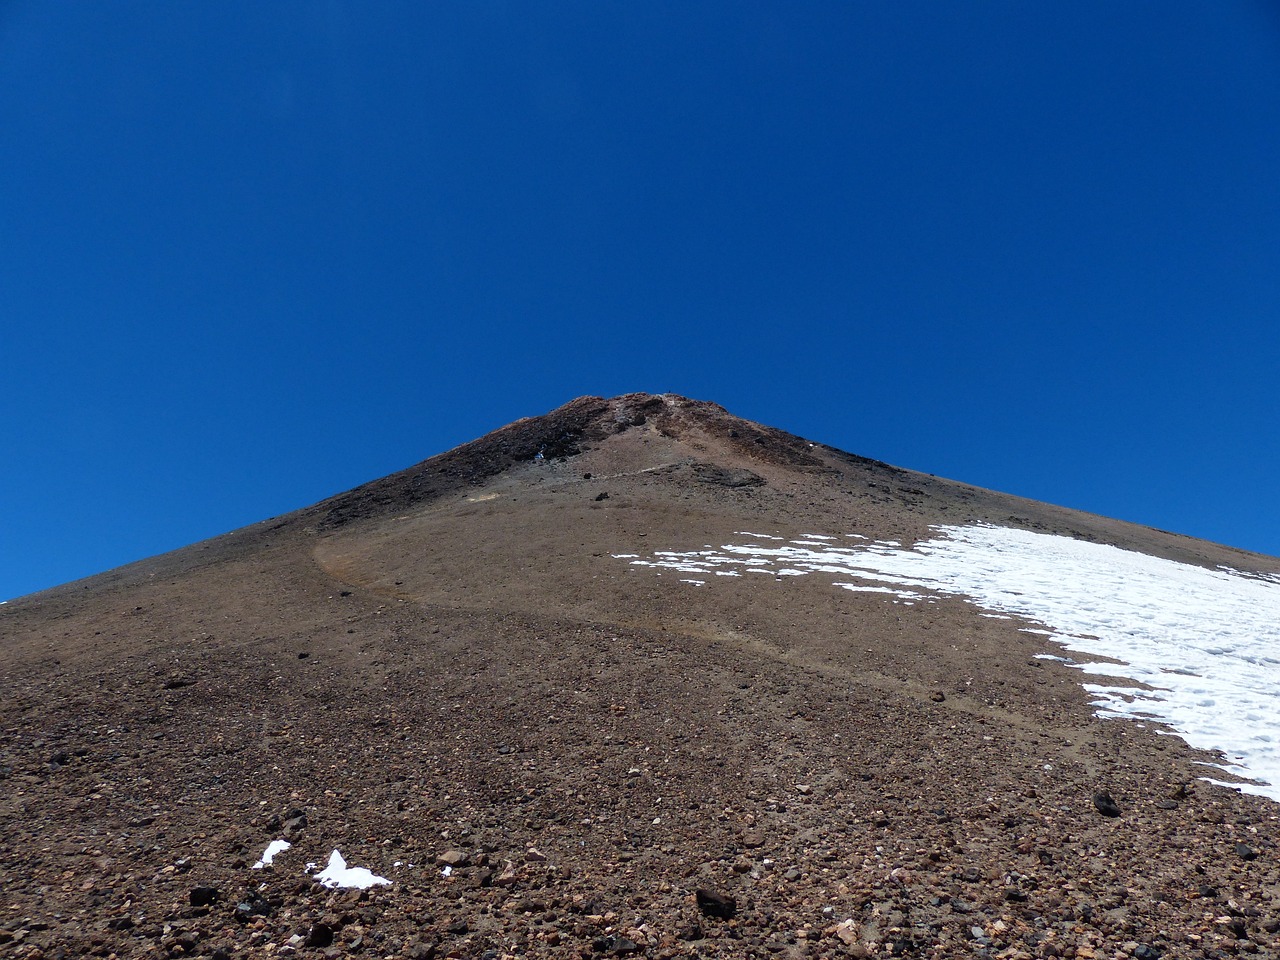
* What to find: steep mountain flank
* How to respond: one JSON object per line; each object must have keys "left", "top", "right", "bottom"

{"left": 2, "top": 394, "right": 1279, "bottom": 959}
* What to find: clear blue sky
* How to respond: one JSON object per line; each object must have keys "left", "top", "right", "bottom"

{"left": 3, "top": 2, "right": 1279, "bottom": 601}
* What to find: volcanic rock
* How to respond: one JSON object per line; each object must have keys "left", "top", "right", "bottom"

{"left": 188, "top": 886, "right": 219, "bottom": 907}
{"left": 1093, "top": 791, "right": 1123, "bottom": 817}
{"left": 695, "top": 888, "right": 737, "bottom": 920}
{"left": 3, "top": 393, "right": 1280, "bottom": 959}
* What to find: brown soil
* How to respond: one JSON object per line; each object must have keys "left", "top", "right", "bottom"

{"left": 3, "top": 393, "right": 1279, "bottom": 960}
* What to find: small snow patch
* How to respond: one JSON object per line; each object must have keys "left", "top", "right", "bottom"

{"left": 313, "top": 850, "right": 390, "bottom": 889}
{"left": 253, "top": 839, "right": 290, "bottom": 869}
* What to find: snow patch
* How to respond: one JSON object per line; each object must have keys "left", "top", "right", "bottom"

{"left": 313, "top": 850, "right": 390, "bottom": 889}
{"left": 253, "top": 839, "right": 290, "bottom": 869}
{"left": 618, "top": 525, "right": 1280, "bottom": 802}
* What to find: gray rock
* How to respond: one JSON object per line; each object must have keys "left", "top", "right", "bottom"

{"left": 593, "top": 934, "right": 640, "bottom": 954}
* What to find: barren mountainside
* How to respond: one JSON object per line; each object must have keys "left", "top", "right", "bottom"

{"left": 3, "top": 393, "right": 1279, "bottom": 960}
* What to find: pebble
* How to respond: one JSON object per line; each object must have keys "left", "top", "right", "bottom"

{"left": 305, "top": 922, "right": 334, "bottom": 948}
{"left": 1092, "top": 792, "right": 1122, "bottom": 817}
{"left": 593, "top": 934, "right": 640, "bottom": 954}
{"left": 695, "top": 888, "right": 738, "bottom": 920}
{"left": 832, "top": 920, "right": 860, "bottom": 946}
{"left": 188, "top": 886, "right": 219, "bottom": 907}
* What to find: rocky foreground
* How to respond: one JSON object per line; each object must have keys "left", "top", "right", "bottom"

{"left": 3, "top": 394, "right": 1278, "bottom": 959}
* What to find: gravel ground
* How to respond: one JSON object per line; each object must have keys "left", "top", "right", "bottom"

{"left": 3, "top": 394, "right": 1278, "bottom": 959}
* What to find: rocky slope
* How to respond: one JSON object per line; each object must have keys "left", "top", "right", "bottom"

{"left": 2, "top": 393, "right": 1278, "bottom": 960}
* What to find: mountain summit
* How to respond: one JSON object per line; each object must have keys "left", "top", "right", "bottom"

{"left": 4, "top": 393, "right": 1280, "bottom": 958}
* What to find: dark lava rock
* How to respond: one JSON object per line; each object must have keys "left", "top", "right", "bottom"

{"left": 1235, "top": 843, "right": 1258, "bottom": 861}
{"left": 695, "top": 888, "right": 737, "bottom": 920}
{"left": 283, "top": 814, "right": 308, "bottom": 836}
{"left": 234, "top": 899, "right": 271, "bottom": 922}
{"left": 1092, "top": 791, "right": 1122, "bottom": 817}
{"left": 593, "top": 934, "right": 641, "bottom": 954}
{"left": 888, "top": 937, "right": 920, "bottom": 956}
{"left": 594, "top": 492, "right": 609, "bottom": 501}
{"left": 1133, "top": 945, "right": 1163, "bottom": 959}
{"left": 691, "top": 463, "right": 765, "bottom": 488}
{"left": 930, "top": 691, "right": 946, "bottom": 702}
{"left": 305, "top": 922, "right": 334, "bottom": 948}
{"left": 677, "top": 923, "right": 703, "bottom": 941}
{"left": 189, "top": 886, "right": 220, "bottom": 907}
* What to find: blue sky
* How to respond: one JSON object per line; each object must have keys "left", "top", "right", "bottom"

{"left": 3, "top": 2, "right": 1279, "bottom": 601}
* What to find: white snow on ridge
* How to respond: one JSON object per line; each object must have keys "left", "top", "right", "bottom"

{"left": 618, "top": 525, "right": 1280, "bottom": 803}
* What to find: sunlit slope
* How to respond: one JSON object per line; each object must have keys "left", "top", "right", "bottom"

{"left": 312, "top": 394, "right": 1280, "bottom": 796}
{"left": 5, "top": 393, "right": 1280, "bottom": 959}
